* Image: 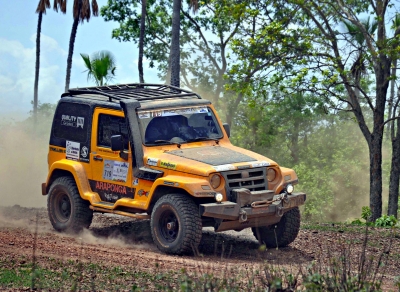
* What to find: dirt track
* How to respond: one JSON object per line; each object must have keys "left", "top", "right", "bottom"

{"left": 0, "top": 205, "right": 399, "bottom": 290}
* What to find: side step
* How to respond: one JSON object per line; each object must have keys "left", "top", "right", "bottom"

{"left": 89, "top": 206, "right": 150, "bottom": 220}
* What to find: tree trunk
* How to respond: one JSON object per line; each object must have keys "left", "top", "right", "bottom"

{"left": 368, "top": 55, "right": 391, "bottom": 221}
{"left": 169, "top": 0, "right": 181, "bottom": 88}
{"left": 369, "top": 131, "right": 383, "bottom": 221}
{"left": 65, "top": 1, "right": 82, "bottom": 92}
{"left": 388, "top": 110, "right": 400, "bottom": 218}
{"left": 138, "top": 0, "right": 146, "bottom": 84}
{"left": 387, "top": 59, "right": 397, "bottom": 140}
{"left": 33, "top": 11, "right": 43, "bottom": 125}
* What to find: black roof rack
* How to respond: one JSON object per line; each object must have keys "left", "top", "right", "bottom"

{"left": 61, "top": 83, "right": 202, "bottom": 102}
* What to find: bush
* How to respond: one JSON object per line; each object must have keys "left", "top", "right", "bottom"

{"left": 375, "top": 215, "right": 398, "bottom": 227}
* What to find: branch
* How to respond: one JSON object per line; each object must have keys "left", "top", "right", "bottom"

{"left": 181, "top": 10, "right": 221, "bottom": 73}
{"left": 381, "top": 116, "right": 400, "bottom": 129}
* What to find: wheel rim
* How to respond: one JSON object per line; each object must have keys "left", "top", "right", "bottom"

{"left": 54, "top": 192, "right": 71, "bottom": 223}
{"left": 158, "top": 209, "right": 179, "bottom": 243}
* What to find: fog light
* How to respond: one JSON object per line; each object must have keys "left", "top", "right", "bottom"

{"left": 286, "top": 184, "right": 294, "bottom": 194}
{"left": 215, "top": 192, "right": 223, "bottom": 203}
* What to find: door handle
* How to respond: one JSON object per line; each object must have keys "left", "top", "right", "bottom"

{"left": 93, "top": 156, "right": 103, "bottom": 161}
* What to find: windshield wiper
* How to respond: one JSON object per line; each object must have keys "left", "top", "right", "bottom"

{"left": 153, "top": 140, "right": 182, "bottom": 147}
{"left": 187, "top": 137, "right": 220, "bottom": 144}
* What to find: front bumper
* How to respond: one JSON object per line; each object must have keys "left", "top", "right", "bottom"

{"left": 199, "top": 190, "right": 306, "bottom": 232}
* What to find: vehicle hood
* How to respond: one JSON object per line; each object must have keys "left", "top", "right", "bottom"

{"left": 145, "top": 146, "right": 276, "bottom": 176}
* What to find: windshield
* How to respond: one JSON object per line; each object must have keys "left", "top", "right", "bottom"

{"left": 138, "top": 106, "right": 224, "bottom": 145}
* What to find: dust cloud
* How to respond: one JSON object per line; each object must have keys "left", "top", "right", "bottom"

{"left": 0, "top": 121, "right": 49, "bottom": 208}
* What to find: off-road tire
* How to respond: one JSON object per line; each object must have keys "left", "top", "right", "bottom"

{"left": 151, "top": 194, "right": 202, "bottom": 255}
{"left": 252, "top": 207, "right": 300, "bottom": 248}
{"left": 48, "top": 176, "right": 93, "bottom": 233}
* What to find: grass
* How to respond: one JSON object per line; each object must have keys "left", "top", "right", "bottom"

{"left": 0, "top": 257, "right": 179, "bottom": 291}
{"left": 0, "top": 217, "right": 399, "bottom": 291}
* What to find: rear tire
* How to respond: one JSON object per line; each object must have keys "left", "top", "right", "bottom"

{"left": 252, "top": 207, "right": 300, "bottom": 248}
{"left": 47, "top": 176, "right": 93, "bottom": 233}
{"left": 151, "top": 194, "right": 202, "bottom": 255}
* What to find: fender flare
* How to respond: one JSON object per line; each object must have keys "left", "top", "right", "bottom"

{"left": 45, "top": 159, "right": 100, "bottom": 203}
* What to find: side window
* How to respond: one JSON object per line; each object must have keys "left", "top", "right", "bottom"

{"left": 97, "top": 114, "right": 129, "bottom": 150}
{"left": 53, "top": 102, "right": 90, "bottom": 143}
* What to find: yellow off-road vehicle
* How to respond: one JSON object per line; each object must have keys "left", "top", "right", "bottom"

{"left": 42, "top": 84, "right": 306, "bottom": 255}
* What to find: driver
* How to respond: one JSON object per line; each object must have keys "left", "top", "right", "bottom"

{"left": 145, "top": 117, "right": 171, "bottom": 142}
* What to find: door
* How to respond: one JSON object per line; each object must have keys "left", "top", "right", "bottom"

{"left": 89, "top": 108, "right": 135, "bottom": 203}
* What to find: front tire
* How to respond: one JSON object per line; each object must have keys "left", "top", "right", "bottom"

{"left": 47, "top": 176, "right": 93, "bottom": 233}
{"left": 252, "top": 207, "right": 300, "bottom": 248}
{"left": 151, "top": 194, "right": 202, "bottom": 255}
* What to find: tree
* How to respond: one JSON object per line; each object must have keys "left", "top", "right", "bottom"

{"left": 80, "top": 50, "right": 116, "bottom": 86}
{"left": 279, "top": 0, "right": 398, "bottom": 221}
{"left": 101, "top": 0, "right": 243, "bottom": 108}
{"left": 387, "top": 14, "right": 400, "bottom": 218}
{"left": 343, "top": 18, "right": 378, "bottom": 99}
{"left": 138, "top": 0, "right": 146, "bottom": 83}
{"left": 169, "top": 0, "right": 198, "bottom": 88}
{"left": 387, "top": 14, "right": 400, "bottom": 139}
{"left": 65, "top": 0, "right": 99, "bottom": 92}
{"left": 34, "top": 0, "right": 65, "bottom": 124}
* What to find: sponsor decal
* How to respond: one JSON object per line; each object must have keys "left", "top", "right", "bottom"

{"left": 89, "top": 180, "right": 135, "bottom": 202}
{"left": 213, "top": 164, "right": 236, "bottom": 172}
{"left": 163, "top": 181, "right": 174, "bottom": 186}
{"left": 61, "top": 115, "right": 85, "bottom": 128}
{"left": 50, "top": 147, "right": 65, "bottom": 153}
{"left": 103, "top": 160, "right": 129, "bottom": 182}
{"left": 147, "top": 157, "right": 159, "bottom": 166}
{"left": 81, "top": 146, "right": 88, "bottom": 158}
{"left": 137, "top": 189, "right": 149, "bottom": 197}
{"left": 138, "top": 112, "right": 151, "bottom": 119}
{"left": 198, "top": 107, "right": 208, "bottom": 113}
{"left": 76, "top": 117, "right": 84, "bottom": 128}
{"left": 250, "top": 161, "right": 270, "bottom": 168}
{"left": 133, "top": 178, "right": 139, "bottom": 186}
{"left": 160, "top": 161, "right": 177, "bottom": 170}
{"left": 140, "top": 107, "right": 210, "bottom": 119}
{"left": 104, "top": 193, "right": 119, "bottom": 201}
{"left": 94, "top": 181, "right": 128, "bottom": 194}
{"left": 66, "top": 141, "right": 80, "bottom": 161}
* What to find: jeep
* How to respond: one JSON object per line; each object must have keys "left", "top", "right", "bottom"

{"left": 42, "top": 84, "right": 306, "bottom": 255}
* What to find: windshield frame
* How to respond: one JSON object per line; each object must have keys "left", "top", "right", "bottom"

{"left": 137, "top": 106, "right": 224, "bottom": 146}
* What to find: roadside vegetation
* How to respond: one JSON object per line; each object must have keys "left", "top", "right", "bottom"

{"left": 0, "top": 218, "right": 399, "bottom": 291}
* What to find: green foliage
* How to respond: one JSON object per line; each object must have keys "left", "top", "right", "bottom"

{"left": 80, "top": 50, "right": 116, "bottom": 86}
{"left": 361, "top": 206, "right": 372, "bottom": 221}
{"left": 374, "top": 215, "right": 398, "bottom": 227}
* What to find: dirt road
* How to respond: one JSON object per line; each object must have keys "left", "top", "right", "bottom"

{"left": 0, "top": 205, "right": 399, "bottom": 290}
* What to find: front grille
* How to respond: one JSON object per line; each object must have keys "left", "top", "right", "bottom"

{"left": 221, "top": 167, "right": 268, "bottom": 201}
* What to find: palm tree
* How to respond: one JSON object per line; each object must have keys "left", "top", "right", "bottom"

{"left": 138, "top": 0, "right": 146, "bottom": 84}
{"left": 34, "top": 0, "right": 66, "bottom": 124}
{"left": 343, "top": 18, "right": 378, "bottom": 99}
{"left": 80, "top": 50, "right": 116, "bottom": 86}
{"left": 169, "top": 0, "right": 198, "bottom": 88}
{"left": 65, "top": 0, "right": 98, "bottom": 92}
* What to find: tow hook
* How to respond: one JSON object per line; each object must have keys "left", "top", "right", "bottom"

{"left": 276, "top": 206, "right": 283, "bottom": 217}
{"left": 239, "top": 210, "right": 248, "bottom": 222}
{"left": 281, "top": 193, "right": 289, "bottom": 203}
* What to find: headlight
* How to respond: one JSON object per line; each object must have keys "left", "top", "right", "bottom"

{"left": 286, "top": 184, "right": 294, "bottom": 194}
{"left": 210, "top": 174, "right": 221, "bottom": 189}
{"left": 267, "top": 168, "right": 276, "bottom": 182}
{"left": 214, "top": 192, "right": 223, "bottom": 203}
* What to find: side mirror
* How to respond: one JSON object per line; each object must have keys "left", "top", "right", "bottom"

{"left": 223, "top": 123, "right": 230, "bottom": 138}
{"left": 111, "top": 135, "right": 129, "bottom": 160}
{"left": 111, "top": 135, "right": 124, "bottom": 151}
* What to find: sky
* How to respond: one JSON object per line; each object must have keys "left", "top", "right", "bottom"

{"left": 0, "top": 0, "right": 161, "bottom": 121}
